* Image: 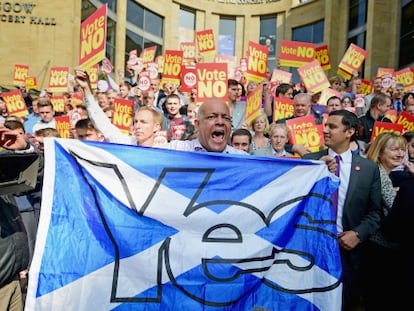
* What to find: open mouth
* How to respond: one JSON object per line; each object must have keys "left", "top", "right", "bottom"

{"left": 212, "top": 130, "right": 225, "bottom": 142}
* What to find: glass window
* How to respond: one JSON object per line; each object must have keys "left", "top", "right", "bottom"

{"left": 125, "top": 0, "right": 164, "bottom": 72}
{"left": 349, "top": 0, "right": 367, "bottom": 30}
{"left": 291, "top": 20, "right": 324, "bottom": 83}
{"left": 292, "top": 26, "right": 311, "bottom": 42}
{"left": 145, "top": 9, "right": 163, "bottom": 37}
{"left": 292, "top": 20, "right": 324, "bottom": 43}
{"left": 126, "top": 0, "right": 144, "bottom": 28}
{"left": 126, "top": 30, "right": 143, "bottom": 57}
{"left": 218, "top": 17, "right": 236, "bottom": 56}
{"left": 179, "top": 7, "right": 196, "bottom": 43}
{"left": 347, "top": 0, "right": 367, "bottom": 75}
{"left": 106, "top": 18, "right": 116, "bottom": 64}
{"left": 144, "top": 39, "right": 162, "bottom": 57}
{"left": 399, "top": 1, "right": 414, "bottom": 67}
{"left": 81, "top": 0, "right": 99, "bottom": 21}
{"left": 313, "top": 21, "right": 324, "bottom": 43}
{"left": 83, "top": 0, "right": 116, "bottom": 12}
{"left": 260, "top": 16, "right": 277, "bottom": 71}
{"left": 81, "top": 0, "right": 116, "bottom": 66}
{"left": 348, "top": 32, "right": 365, "bottom": 48}
{"left": 100, "top": 0, "right": 116, "bottom": 12}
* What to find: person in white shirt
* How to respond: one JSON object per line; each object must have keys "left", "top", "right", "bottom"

{"left": 162, "top": 97, "right": 246, "bottom": 154}
{"left": 75, "top": 68, "right": 163, "bottom": 147}
{"left": 32, "top": 99, "right": 56, "bottom": 133}
{"left": 75, "top": 68, "right": 246, "bottom": 155}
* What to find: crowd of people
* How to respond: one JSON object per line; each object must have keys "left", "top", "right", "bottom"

{"left": 1, "top": 62, "right": 414, "bottom": 311}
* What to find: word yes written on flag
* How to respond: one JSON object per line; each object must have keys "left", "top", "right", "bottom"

{"left": 26, "top": 139, "right": 341, "bottom": 311}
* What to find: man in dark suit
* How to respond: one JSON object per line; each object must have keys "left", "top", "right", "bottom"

{"left": 302, "top": 109, "right": 382, "bottom": 311}
{"left": 357, "top": 93, "right": 392, "bottom": 143}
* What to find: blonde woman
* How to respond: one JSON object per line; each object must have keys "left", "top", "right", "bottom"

{"left": 250, "top": 112, "right": 271, "bottom": 156}
{"left": 363, "top": 132, "right": 409, "bottom": 311}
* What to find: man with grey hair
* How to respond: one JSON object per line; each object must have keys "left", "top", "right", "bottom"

{"left": 276, "top": 92, "right": 323, "bottom": 156}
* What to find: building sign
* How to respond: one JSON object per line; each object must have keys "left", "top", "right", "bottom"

{"left": 0, "top": 2, "right": 56, "bottom": 25}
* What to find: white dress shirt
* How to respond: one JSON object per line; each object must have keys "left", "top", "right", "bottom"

{"left": 328, "top": 148, "right": 352, "bottom": 233}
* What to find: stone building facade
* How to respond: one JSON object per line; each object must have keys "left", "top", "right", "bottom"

{"left": 0, "top": 0, "right": 412, "bottom": 89}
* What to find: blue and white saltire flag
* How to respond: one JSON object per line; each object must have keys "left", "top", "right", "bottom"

{"left": 26, "top": 138, "right": 342, "bottom": 311}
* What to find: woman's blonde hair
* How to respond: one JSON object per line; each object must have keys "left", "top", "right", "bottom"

{"left": 366, "top": 132, "right": 406, "bottom": 164}
{"left": 249, "top": 112, "right": 270, "bottom": 135}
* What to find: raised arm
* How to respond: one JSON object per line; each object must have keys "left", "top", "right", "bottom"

{"left": 74, "top": 68, "right": 132, "bottom": 145}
